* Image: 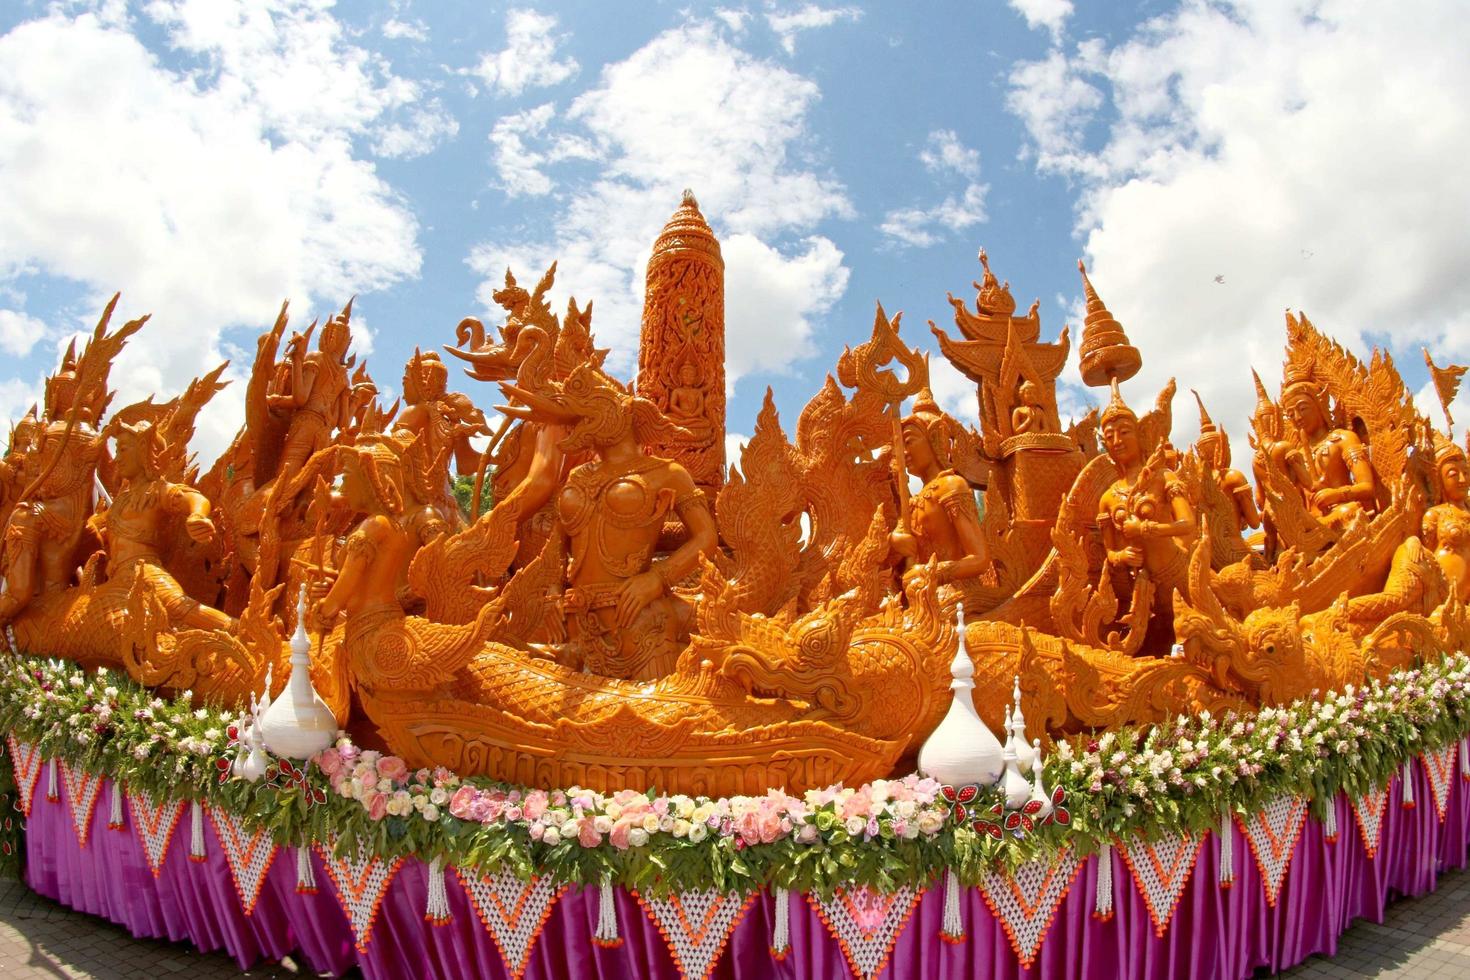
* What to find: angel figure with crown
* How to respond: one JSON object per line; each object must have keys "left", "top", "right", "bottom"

{"left": 1263, "top": 359, "right": 1379, "bottom": 531}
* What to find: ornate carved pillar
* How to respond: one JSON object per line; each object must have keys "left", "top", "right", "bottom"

{"left": 637, "top": 189, "right": 725, "bottom": 496}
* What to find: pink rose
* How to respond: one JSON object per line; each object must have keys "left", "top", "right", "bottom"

{"left": 315, "top": 748, "right": 343, "bottom": 779}
{"left": 578, "top": 818, "right": 602, "bottom": 848}
{"left": 524, "top": 791, "right": 548, "bottom": 822}
{"left": 361, "top": 788, "right": 386, "bottom": 821}
{"left": 609, "top": 819, "right": 633, "bottom": 850}
{"left": 505, "top": 805, "right": 523, "bottom": 823}
{"left": 375, "top": 756, "right": 409, "bottom": 783}
{"left": 449, "top": 786, "right": 478, "bottom": 820}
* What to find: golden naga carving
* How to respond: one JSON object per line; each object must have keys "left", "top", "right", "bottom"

{"left": 7, "top": 203, "right": 1467, "bottom": 796}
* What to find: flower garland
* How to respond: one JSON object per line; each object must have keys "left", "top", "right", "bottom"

{"left": 1, "top": 651, "right": 1468, "bottom": 896}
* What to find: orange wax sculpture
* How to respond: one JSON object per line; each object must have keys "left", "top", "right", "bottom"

{"left": 3, "top": 197, "right": 1467, "bottom": 797}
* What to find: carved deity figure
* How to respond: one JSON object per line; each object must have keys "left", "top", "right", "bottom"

{"left": 1267, "top": 365, "right": 1378, "bottom": 530}
{"left": 267, "top": 307, "right": 353, "bottom": 492}
{"left": 0, "top": 411, "right": 41, "bottom": 530}
{"left": 94, "top": 422, "right": 233, "bottom": 632}
{"left": 1097, "top": 382, "right": 1195, "bottom": 619}
{"left": 888, "top": 388, "right": 989, "bottom": 596}
{"left": 1194, "top": 391, "right": 1260, "bottom": 532}
{"left": 396, "top": 350, "right": 487, "bottom": 476}
{"left": 308, "top": 437, "right": 473, "bottom": 690}
{"left": 0, "top": 359, "right": 105, "bottom": 630}
{"left": 1423, "top": 434, "right": 1470, "bottom": 602}
{"left": 501, "top": 365, "right": 718, "bottom": 680}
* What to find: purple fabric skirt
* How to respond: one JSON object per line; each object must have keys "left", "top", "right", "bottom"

{"left": 22, "top": 758, "right": 1470, "bottom": 979}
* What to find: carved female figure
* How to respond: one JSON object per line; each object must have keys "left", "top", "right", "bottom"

{"left": 887, "top": 388, "right": 989, "bottom": 596}
{"left": 1422, "top": 435, "right": 1470, "bottom": 601}
{"left": 500, "top": 365, "right": 718, "bottom": 680}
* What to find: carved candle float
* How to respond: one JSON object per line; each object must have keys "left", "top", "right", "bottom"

{"left": 3, "top": 196, "right": 1466, "bottom": 797}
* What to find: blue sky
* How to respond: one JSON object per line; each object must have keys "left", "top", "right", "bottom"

{"left": 2, "top": 0, "right": 1468, "bottom": 466}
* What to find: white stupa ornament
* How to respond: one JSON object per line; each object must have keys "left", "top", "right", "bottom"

{"left": 258, "top": 586, "right": 338, "bottom": 760}
{"left": 917, "top": 603, "right": 1005, "bottom": 787}
{"left": 1009, "top": 676, "right": 1036, "bottom": 771}
{"left": 1001, "top": 735, "right": 1032, "bottom": 810}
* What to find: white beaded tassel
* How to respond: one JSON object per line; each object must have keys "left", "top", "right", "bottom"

{"left": 45, "top": 759, "right": 57, "bottom": 802}
{"left": 108, "top": 781, "right": 125, "bottom": 829}
{"left": 1459, "top": 737, "right": 1468, "bottom": 782}
{"left": 940, "top": 868, "right": 965, "bottom": 942}
{"left": 1218, "top": 810, "right": 1234, "bottom": 887}
{"left": 1321, "top": 796, "right": 1338, "bottom": 843}
{"left": 593, "top": 877, "right": 621, "bottom": 947}
{"left": 295, "top": 845, "right": 318, "bottom": 894}
{"left": 424, "top": 856, "right": 451, "bottom": 925}
{"left": 1401, "top": 759, "right": 1416, "bottom": 809}
{"left": 770, "top": 886, "right": 791, "bottom": 959}
{"left": 189, "top": 801, "right": 206, "bottom": 861}
{"left": 1093, "top": 843, "right": 1114, "bottom": 920}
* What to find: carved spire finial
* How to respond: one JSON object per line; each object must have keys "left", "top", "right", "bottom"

{"left": 1077, "top": 259, "right": 1142, "bottom": 387}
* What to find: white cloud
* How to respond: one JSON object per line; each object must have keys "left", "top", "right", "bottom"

{"left": 471, "top": 24, "right": 853, "bottom": 387}
{"left": 765, "top": 4, "right": 861, "bottom": 55}
{"left": 1006, "top": 0, "right": 1470, "bottom": 462}
{"left": 0, "top": 7, "right": 424, "bottom": 463}
{"left": 381, "top": 17, "right": 427, "bottom": 42}
{"left": 0, "top": 311, "right": 48, "bottom": 358}
{"left": 880, "top": 131, "right": 988, "bottom": 249}
{"left": 487, "top": 103, "right": 599, "bottom": 197}
{"left": 919, "top": 129, "right": 981, "bottom": 179}
{"left": 373, "top": 98, "right": 458, "bottom": 158}
{"left": 464, "top": 9, "right": 578, "bottom": 97}
{"left": 714, "top": 8, "right": 750, "bottom": 34}
{"left": 1008, "top": 0, "right": 1074, "bottom": 38}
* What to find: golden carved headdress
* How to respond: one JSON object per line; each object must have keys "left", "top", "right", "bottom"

{"left": 1193, "top": 389, "right": 1230, "bottom": 467}
{"left": 1099, "top": 378, "right": 1137, "bottom": 430}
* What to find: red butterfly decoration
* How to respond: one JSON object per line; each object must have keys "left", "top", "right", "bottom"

{"left": 940, "top": 784, "right": 980, "bottom": 823}
{"left": 972, "top": 802, "right": 1005, "bottom": 840}
{"left": 268, "top": 758, "right": 328, "bottom": 806}
{"left": 214, "top": 757, "right": 233, "bottom": 784}
{"left": 1042, "top": 786, "right": 1070, "bottom": 826}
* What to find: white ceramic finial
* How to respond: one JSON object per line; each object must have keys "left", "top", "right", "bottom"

{"left": 1027, "top": 738, "right": 1053, "bottom": 820}
{"left": 917, "top": 603, "right": 1005, "bottom": 787}
{"left": 1010, "top": 676, "right": 1036, "bottom": 771}
{"left": 258, "top": 585, "right": 338, "bottom": 760}
{"left": 1001, "top": 735, "right": 1031, "bottom": 810}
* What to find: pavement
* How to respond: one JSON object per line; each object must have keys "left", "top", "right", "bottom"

{"left": 0, "top": 867, "right": 1467, "bottom": 978}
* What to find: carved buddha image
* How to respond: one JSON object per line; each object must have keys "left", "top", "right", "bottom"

{"left": 1010, "top": 379, "right": 1051, "bottom": 436}
{"left": 667, "top": 361, "right": 712, "bottom": 437}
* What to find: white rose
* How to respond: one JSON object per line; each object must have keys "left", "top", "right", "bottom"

{"left": 542, "top": 827, "right": 562, "bottom": 846}
{"left": 658, "top": 815, "right": 675, "bottom": 833}
{"left": 672, "top": 819, "right": 691, "bottom": 838}
{"left": 688, "top": 822, "right": 708, "bottom": 844}
{"left": 430, "top": 787, "right": 448, "bottom": 806}
{"left": 628, "top": 827, "right": 649, "bottom": 847}
{"left": 422, "top": 804, "right": 440, "bottom": 822}
{"left": 917, "top": 811, "right": 945, "bottom": 835}
{"left": 844, "top": 816, "right": 865, "bottom": 836}
{"left": 593, "top": 815, "right": 613, "bottom": 834}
